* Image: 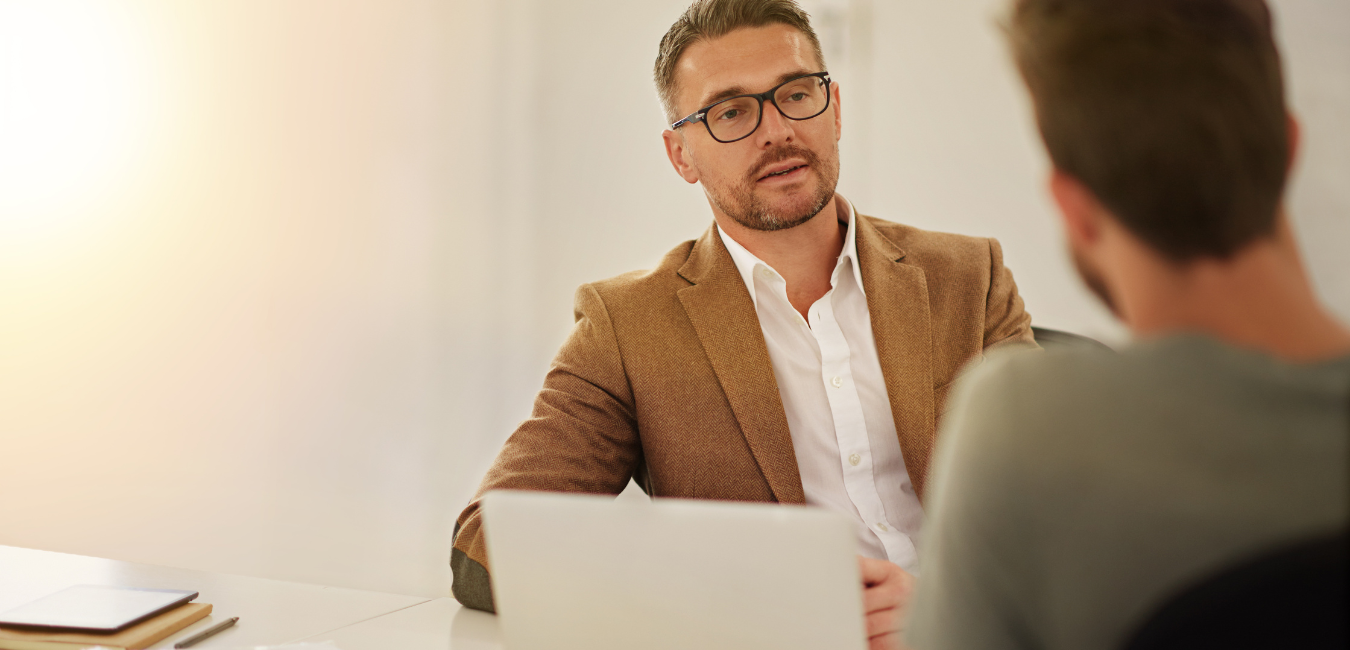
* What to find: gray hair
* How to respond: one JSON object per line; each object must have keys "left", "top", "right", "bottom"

{"left": 654, "top": 0, "right": 826, "bottom": 124}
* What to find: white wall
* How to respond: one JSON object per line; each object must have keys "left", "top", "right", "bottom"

{"left": 1, "top": 0, "right": 1346, "bottom": 598}
{"left": 2, "top": 0, "right": 513, "bottom": 597}
{"left": 855, "top": 0, "right": 1350, "bottom": 342}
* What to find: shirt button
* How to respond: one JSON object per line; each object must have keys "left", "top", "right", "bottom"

{"left": 848, "top": 453, "right": 861, "bottom": 466}
{"left": 876, "top": 522, "right": 889, "bottom": 532}
{"left": 831, "top": 376, "right": 842, "bottom": 388}
{"left": 758, "top": 267, "right": 774, "bottom": 279}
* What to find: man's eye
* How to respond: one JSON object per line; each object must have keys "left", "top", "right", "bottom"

{"left": 717, "top": 109, "right": 742, "bottom": 121}
{"left": 785, "top": 92, "right": 807, "bottom": 102}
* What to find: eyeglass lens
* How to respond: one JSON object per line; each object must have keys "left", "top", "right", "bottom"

{"left": 705, "top": 76, "right": 828, "bottom": 142}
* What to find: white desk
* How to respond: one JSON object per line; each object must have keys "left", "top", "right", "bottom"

{"left": 0, "top": 545, "right": 432, "bottom": 648}
{"left": 307, "top": 597, "right": 502, "bottom": 650}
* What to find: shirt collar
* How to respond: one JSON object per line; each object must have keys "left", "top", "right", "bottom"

{"left": 716, "top": 196, "right": 866, "bottom": 309}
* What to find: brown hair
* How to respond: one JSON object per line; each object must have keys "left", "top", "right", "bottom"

{"left": 1007, "top": 0, "right": 1289, "bottom": 260}
{"left": 655, "top": 0, "right": 825, "bottom": 124}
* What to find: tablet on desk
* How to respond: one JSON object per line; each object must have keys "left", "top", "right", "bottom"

{"left": 0, "top": 585, "right": 198, "bottom": 632}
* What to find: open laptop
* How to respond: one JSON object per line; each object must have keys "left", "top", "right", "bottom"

{"left": 482, "top": 490, "right": 866, "bottom": 650}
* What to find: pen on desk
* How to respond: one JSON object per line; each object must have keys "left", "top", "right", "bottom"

{"left": 173, "top": 616, "right": 238, "bottom": 648}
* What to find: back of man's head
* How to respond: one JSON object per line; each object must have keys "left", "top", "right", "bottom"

{"left": 1007, "top": 0, "right": 1288, "bottom": 262}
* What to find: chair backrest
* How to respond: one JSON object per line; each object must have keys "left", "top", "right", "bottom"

{"left": 1031, "top": 326, "right": 1113, "bottom": 351}
{"left": 1122, "top": 529, "right": 1348, "bottom": 650}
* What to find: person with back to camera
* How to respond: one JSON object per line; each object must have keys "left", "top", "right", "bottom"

{"left": 450, "top": 1, "right": 1037, "bottom": 647}
{"left": 906, "top": 0, "right": 1350, "bottom": 648}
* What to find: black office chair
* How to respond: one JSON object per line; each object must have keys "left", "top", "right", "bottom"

{"left": 1122, "top": 529, "right": 1349, "bottom": 650}
{"left": 1031, "top": 326, "right": 1113, "bottom": 351}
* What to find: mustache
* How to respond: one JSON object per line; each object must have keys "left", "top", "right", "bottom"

{"left": 747, "top": 145, "right": 820, "bottom": 181}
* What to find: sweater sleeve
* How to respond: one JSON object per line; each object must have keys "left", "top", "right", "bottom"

{"left": 906, "top": 352, "right": 1040, "bottom": 650}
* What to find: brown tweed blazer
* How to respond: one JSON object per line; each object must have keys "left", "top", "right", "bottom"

{"left": 451, "top": 214, "right": 1035, "bottom": 611}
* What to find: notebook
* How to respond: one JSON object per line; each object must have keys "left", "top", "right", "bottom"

{"left": 0, "top": 587, "right": 210, "bottom": 650}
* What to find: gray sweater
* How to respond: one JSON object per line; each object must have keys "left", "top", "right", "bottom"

{"left": 907, "top": 334, "right": 1349, "bottom": 650}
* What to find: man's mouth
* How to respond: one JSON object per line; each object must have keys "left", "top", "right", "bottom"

{"left": 757, "top": 163, "right": 808, "bottom": 182}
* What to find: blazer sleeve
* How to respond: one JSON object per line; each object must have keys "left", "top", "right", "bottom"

{"left": 982, "top": 238, "right": 1036, "bottom": 350}
{"left": 450, "top": 283, "right": 641, "bottom": 613}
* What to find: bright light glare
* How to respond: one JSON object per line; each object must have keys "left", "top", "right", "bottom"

{"left": 0, "top": 1, "right": 152, "bottom": 239}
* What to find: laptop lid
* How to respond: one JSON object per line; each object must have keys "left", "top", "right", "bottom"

{"left": 482, "top": 490, "right": 866, "bottom": 650}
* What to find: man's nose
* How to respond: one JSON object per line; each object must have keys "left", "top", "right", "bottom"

{"left": 756, "top": 100, "right": 795, "bottom": 147}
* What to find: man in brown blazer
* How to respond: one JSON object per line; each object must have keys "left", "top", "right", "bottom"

{"left": 452, "top": 1, "right": 1033, "bottom": 646}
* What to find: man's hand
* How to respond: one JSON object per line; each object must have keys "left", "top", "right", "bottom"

{"left": 859, "top": 556, "right": 916, "bottom": 650}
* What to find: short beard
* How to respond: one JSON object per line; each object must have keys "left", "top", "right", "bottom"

{"left": 1070, "top": 243, "right": 1121, "bottom": 318}
{"left": 707, "top": 143, "right": 840, "bottom": 232}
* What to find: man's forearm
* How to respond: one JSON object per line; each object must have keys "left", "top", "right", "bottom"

{"left": 451, "top": 521, "right": 496, "bottom": 613}
{"left": 448, "top": 282, "right": 642, "bottom": 613}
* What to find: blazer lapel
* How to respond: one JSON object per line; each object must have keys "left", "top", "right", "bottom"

{"left": 855, "top": 215, "right": 938, "bottom": 502}
{"left": 676, "top": 224, "right": 806, "bottom": 505}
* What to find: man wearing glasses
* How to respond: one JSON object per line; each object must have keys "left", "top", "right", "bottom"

{"left": 452, "top": 0, "right": 1033, "bottom": 645}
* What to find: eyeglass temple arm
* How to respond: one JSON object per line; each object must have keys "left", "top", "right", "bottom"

{"left": 671, "top": 112, "right": 706, "bottom": 130}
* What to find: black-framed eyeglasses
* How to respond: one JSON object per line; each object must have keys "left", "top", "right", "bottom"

{"left": 671, "top": 71, "right": 832, "bottom": 144}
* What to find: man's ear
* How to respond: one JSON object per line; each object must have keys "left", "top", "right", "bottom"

{"left": 662, "top": 129, "right": 700, "bottom": 184}
{"left": 832, "top": 81, "right": 843, "bottom": 141}
{"left": 1048, "top": 168, "right": 1104, "bottom": 249}
{"left": 1286, "top": 112, "right": 1301, "bottom": 176}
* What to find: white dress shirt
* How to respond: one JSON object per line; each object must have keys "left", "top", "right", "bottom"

{"left": 717, "top": 200, "right": 924, "bottom": 571}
